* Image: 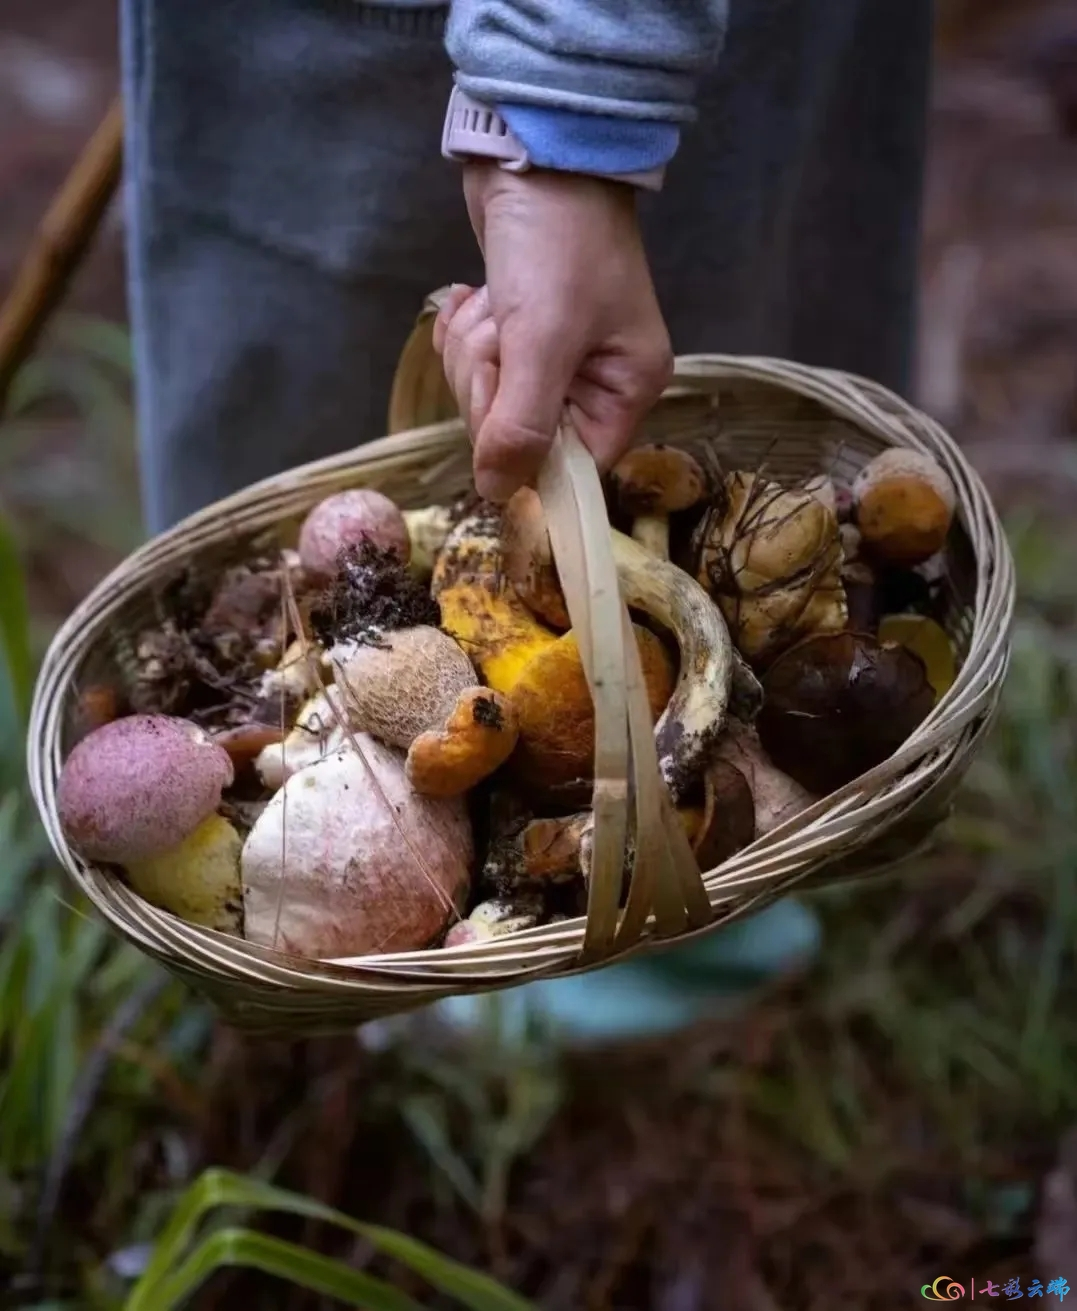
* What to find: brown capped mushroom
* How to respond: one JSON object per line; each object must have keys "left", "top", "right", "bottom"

{"left": 757, "top": 631, "right": 935, "bottom": 794}
{"left": 853, "top": 449, "right": 956, "bottom": 566}
{"left": 610, "top": 445, "right": 708, "bottom": 559}
{"left": 330, "top": 625, "right": 518, "bottom": 796}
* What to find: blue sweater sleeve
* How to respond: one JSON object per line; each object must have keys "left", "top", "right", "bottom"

{"left": 497, "top": 104, "right": 680, "bottom": 177}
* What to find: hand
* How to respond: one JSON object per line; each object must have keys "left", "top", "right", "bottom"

{"left": 432, "top": 165, "right": 673, "bottom": 503}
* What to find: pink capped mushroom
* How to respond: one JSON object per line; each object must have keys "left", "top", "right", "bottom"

{"left": 58, "top": 714, "right": 234, "bottom": 865}
{"left": 298, "top": 489, "right": 411, "bottom": 580}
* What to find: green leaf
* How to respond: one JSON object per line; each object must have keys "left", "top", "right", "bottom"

{"left": 147, "top": 1229, "right": 426, "bottom": 1311}
{"left": 127, "top": 1169, "right": 534, "bottom": 1311}
{"left": 0, "top": 513, "right": 32, "bottom": 727}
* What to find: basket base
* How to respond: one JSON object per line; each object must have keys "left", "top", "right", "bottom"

{"left": 363, "top": 898, "right": 821, "bottom": 1049}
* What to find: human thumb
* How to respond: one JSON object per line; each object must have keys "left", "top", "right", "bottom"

{"left": 471, "top": 326, "right": 573, "bottom": 503}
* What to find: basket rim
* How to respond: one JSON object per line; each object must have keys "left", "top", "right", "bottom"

{"left": 26, "top": 354, "right": 1017, "bottom": 1007}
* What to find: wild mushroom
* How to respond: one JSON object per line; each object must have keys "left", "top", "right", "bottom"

{"left": 694, "top": 470, "right": 847, "bottom": 665}
{"left": 255, "top": 686, "right": 351, "bottom": 790}
{"left": 482, "top": 811, "right": 593, "bottom": 893}
{"left": 71, "top": 683, "right": 123, "bottom": 739}
{"left": 58, "top": 714, "right": 234, "bottom": 864}
{"left": 124, "top": 814, "right": 244, "bottom": 933}
{"left": 331, "top": 625, "right": 519, "bottom": 797}
{"left": 443, "top": 893, "right": 544, "bottom": 947}
{"left": 433, "top": 505, "right": 677, "bottom": 796}
{"left": 877, "top": 613, "right": 957, "bottom": 699}
{"left": 609, "top": 445, "right": 708, "bottom": 559}
{"left": 852, "top": 449, "right": 956, "bottom": 566}
{"left": 482, "top": 766, "right": 754, "bottom": 897}
{"left": 256, "top": 633, "right": 325, "bottom": 711}
{"left": 497, "top": 489, "right": 736, "bottom": 800}
{"left": 297, "top": 489, "right": 411, "bottom": 581}
{"left": 757, "top": 631, "right": 935, "bottom": 794}
{"left": 682, "top": 759, "right": 757, "bottom": 869}
{"left": 242, "top": 737, "right": 473, "bottom": 958}
{"left": 403, "top": 504, "right": 455, "bottom": 579}
{"left": 713, "top": 719, "right": 818, "bottom": 835}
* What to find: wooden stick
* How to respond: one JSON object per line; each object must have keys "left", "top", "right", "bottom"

{"left": 0, "top": 97, "right": 124, "bottom": 413}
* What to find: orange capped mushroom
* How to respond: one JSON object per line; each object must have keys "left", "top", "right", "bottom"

{"left": 853, "top": 449, "right": 956, "bottom": 566}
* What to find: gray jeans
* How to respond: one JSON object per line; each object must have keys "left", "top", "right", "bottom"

{"left": 121, "top": 0, "right": 931, "bottom": 533}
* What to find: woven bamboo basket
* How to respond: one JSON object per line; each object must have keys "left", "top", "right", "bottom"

{"left": 27, "top": 292, "right": 1016, "bottom": 1035}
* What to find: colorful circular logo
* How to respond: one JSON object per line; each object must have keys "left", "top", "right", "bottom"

{"left": 921, "top": 1277, "right": 966, "bottom": 1300}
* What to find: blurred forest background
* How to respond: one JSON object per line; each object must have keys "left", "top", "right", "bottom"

{"left": 2, "top": 1, "right": 1077, "bottom": 1308}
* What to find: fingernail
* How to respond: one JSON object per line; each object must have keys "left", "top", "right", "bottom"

{"left": 474, "top": 467, "right": 518, "bottom": 504}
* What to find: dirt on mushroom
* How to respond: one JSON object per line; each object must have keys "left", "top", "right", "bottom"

{"left": 308, "top": 541, "right": 440, "bottom": 648}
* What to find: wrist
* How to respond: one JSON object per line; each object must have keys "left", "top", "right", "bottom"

{"left": 442, "top": 87, "right": 671, "bottom": 193}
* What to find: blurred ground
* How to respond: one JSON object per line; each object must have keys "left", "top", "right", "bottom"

{"left": 3, "top": 3, "right": 1077, "bottom": 1310}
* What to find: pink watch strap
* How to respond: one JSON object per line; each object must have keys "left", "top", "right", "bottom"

{"left": 441, "top": 86, "right": 666, "bottom": 192}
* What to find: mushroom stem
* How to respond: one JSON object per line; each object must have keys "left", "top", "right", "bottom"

{"left": 610, "top": 445, "right": 707, "bottom": 567}
{"left": 609, "top": 528, "right": 733, "bottom": 798}
{"left": 631, "top": 515, "right": 670, "bottom": 560}
{"left": 714, "top": 719, "right": 818, "bottom": 834}
{"left": 404, "top": 504, "right": 454, "bottom": 578}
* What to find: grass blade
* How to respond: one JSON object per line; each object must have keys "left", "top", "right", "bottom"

{"left": 144, "top": 1229, "right": 426, "bottom": 1311}
{"left": 127, "top": 1169, "right": 534, "bottom": 1311}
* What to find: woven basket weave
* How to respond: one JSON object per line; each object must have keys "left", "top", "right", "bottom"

{"left": 27, "top": 293, "right": 1016, "bottom": 1034}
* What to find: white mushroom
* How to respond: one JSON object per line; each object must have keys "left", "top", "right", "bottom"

{"left": 241, "top": 736, "right": 473, "bottom": 958}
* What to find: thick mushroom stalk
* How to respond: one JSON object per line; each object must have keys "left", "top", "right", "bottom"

{"left": 501, "top": 488, "right": 734, "bottom": 799}
{"left": 609, "top": 444, "right": 708, "bottom": 560}
{"left": 255, "top": 686, "right": 351, "bottom": 790}
{"left": 609, "top": 528, "right": 734, "bottom": 796}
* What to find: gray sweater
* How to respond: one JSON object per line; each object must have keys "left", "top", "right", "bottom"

{"left": 446, "top": 0, "right": 729, "bottom": 122}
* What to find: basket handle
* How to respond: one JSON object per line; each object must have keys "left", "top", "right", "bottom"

{"left": 390, "top": 288, "right": 711, "bottom": 959}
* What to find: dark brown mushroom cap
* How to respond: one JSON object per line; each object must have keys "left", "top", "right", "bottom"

{"left": 610, "top": 445, "right": 708, "bottom": 516}
{"left": 757, "top": 631, "right": 935, "bottom": 795}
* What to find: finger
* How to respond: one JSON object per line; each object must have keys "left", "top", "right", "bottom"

{"left": 566, "top": 343, "right": 673, "bottom": 472}
{"left": 440, "top": 284, "right": 492, "bottom": 384}
{"left": 472, "top": 323, "right": 574, "bottom": 502}
{"left": 440, "top": 292, "right": 499, "bottom": 433}
{"left": 469, "top": 361, "right": 499, "bottom": 440}
{"left": 446, "top": 318, "right": 500, "bottom": 432}
{"left": 432, "top": 284, "right": 478, "bottom": 355}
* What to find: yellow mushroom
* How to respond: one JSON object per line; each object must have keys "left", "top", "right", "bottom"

{"left": 433, "top": 505, "right": 675, "bottom": 795}
{"left": 498, "top": 489, "right": 735, "bottom": 800}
